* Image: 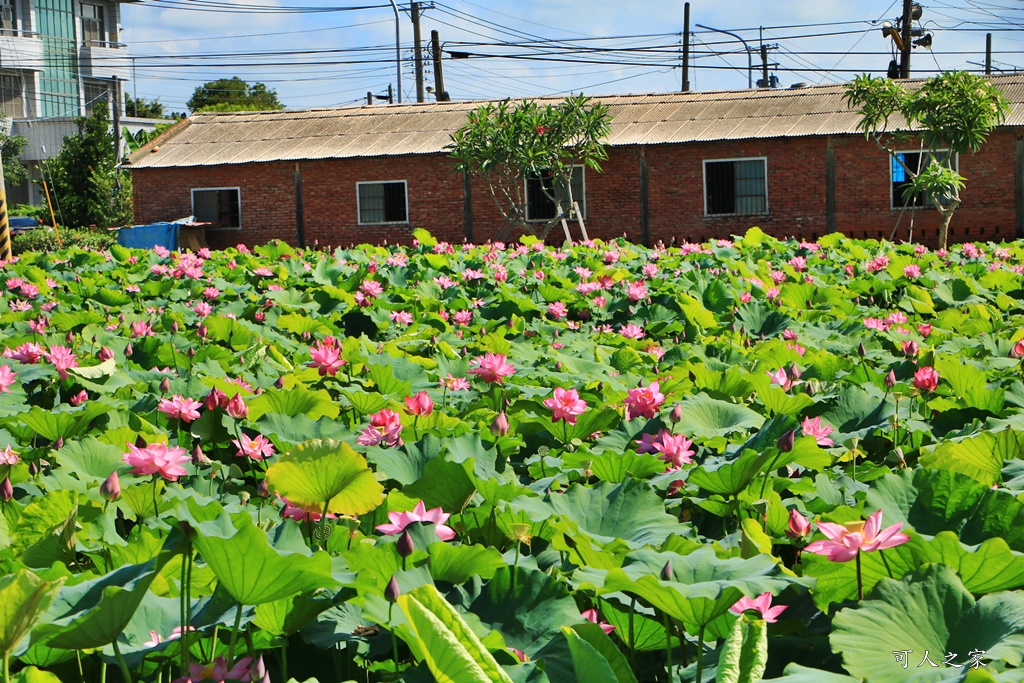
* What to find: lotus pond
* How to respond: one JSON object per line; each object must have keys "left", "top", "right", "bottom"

{"left": 2, "top": 227, "right": 1024, "bottom": 683}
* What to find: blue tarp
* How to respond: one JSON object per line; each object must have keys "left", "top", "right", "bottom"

{"left": 117, "top": 222, "right": 179, "bottom": 250}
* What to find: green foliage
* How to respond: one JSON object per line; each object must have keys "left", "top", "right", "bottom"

{"left": 448, "top": 94, "right": 612, "bottom": 237}
{"left": 11, "top": 227, "right": 117, "bottom": 254}
{"left": 187, "top": 76, "right": 284, "bottom": 113}
{"left": 0, "top": 133, "right": 29, "bottom": 188}
{"left": 123, "top": 95, "right": 166, "bottom": 119}
{"left": 45, "top": 107, "right": 132, "bottom": 229}
{"left": 843, "top": 71, "right": 1010, "bottom": 248}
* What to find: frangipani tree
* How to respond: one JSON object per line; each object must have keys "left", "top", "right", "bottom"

{"left": 448, "top": 94, "right": 612, "bottom": 240}
{"left": 843, "top": 71, "right": 1010, "bottom": 249}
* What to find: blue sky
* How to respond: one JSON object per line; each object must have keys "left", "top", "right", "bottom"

{"left": 118, "top": 1, "right": 1023, "bottom": 114}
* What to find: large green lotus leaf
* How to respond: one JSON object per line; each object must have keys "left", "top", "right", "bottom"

{"left": 191, "top": 513, "right": 336, "bottom": 605}
{"left": 265, "top": 439, "right": 384, "bottom": 516}
{"left": 397, "top": 583, "right": 516, "bottom": 683}
{"left": 54, "top": 437, "right": 130, "bottom": 482}
{"left": 510, "top": 480, "right": 684, "bottom": 547}
{"left": 581, "top": 547, "right": 801, "bottom": 638}
{"left": 769, "top": 664, "right": 861, "bottom": 682}
{"left": 367, "top": 363, "right": 413, "bottom": 399}
{"left": 819, "top": 384, "right": 893, "bottom": 439}
{"left": 560, "top": 626, "right": 623, "bottom": 683}
{"left": 203, "top": 315, "right": 257, "bottom": 350}
{"left": 672, "top": 394, "right": 764, "bottom": 440}
{"left": 253, "top": 592, "right": 334, "bottom": 637}
{"left": 15, "top": 402, "right": 114, "bottom": 442}
{"left": 247, "top": 386, "right": 340, "bottom": 421}
{"left": 919, "top": 430, "right": 1024, "bottom": 487}
{"left": 866, "top": 469, "right": 1024, "bottom": 551}
{"left": 427, "top": 542, "right": 506, "bottom": 584}
{"left": 559, "top": 408, "right": 622, "bottom": 445}
{"left": 36, "top": 561, "right": 158, "bottom": 650}
{"left": 402, "top": 457, "right": 476, "bottom": 513}
{"left": 13, "top": 490, "right": 77, "bottom": 569}
{"left": 935, "top": 359, "right": 1004, "bottom": 413}
{"left": 0, "top": 570, "right": 65, "bottom": 658}
{"left": 339, "top": 390, "right": 389, "bottom": 417}
{"left": 451, "top": 567, "right": 582, "bottom": 654}
{"left": 275, "top": 312, "right": 334, "bottom": 337}
{"left": 257, "top": 413, "right": 350, "bottom": 445}
{"left": 689, "top": 450, "right": 773, "bottom": 497}
{"left": 567, "top": 622, "right": 637, "bottom": 683}
{"left": 11, "top": 667, "right": 64, "bottom": 683}
{"left": 830, "top": 565, "right": 1024, "bottom": 683}
{"left": 736, "top": 303, "right": 789, "bottom": 338}
{"left": 716, "top": 616, "right": 767, "bottom": 683}
{"left": 601, "top": 598, "right": 673, "bottom": 652}
{"left": 586, "top": 450, "right": 667, "bottom": 483}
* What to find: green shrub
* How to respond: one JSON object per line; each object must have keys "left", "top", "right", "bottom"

{"left": 11, "top": 227, "right": 118, "bottom": 255}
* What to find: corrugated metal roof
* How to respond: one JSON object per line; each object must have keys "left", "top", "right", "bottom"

{"left": 127, "top": 75, "right": 1024, "bottom": 169}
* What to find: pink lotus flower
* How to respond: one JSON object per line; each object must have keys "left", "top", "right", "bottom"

{"left": 619, "top": 323, "right": 645, "bottom": 340}
{"left": 800, "top": 416, "right": 834, "bottom": 447}
{"left": 0, "top": 365, "right": 16, "bottom": 393}
{"left": 404, "top": 391, "right": 434, "bottom": 416}
{"left": 308, "top": 337, "right": 344, "bottom": 376}
{"left": 912, "top": 366, "right": 940, "bottom": 392}
{"left": 453, "top": 309, "right": 474, "bottom": 326}
{"left": 69, "top": 390, "right": 88, "bottom": 406}
{"left": 581, "top": 609, "right": 616, "bottom": 634}
{"left": 547, "top": 301, "right": 568, "bottom": 320}
{"left": 390, "top": 310, "right": 413, "bottom": 325}
{"left": 278, "top": 494, "right": 336, "bottom": 523}
{"left": 902, "top": 340, "right": 919, "bottom": 358}
{"left": 232, "top": 433, "right": 275, "bottom": 461}
{"left": 123, "top": 443, "right": 191, "bottom": 481}
{"left": 805, "top": 510, "right": 909, "bottom": 563}
{"left": 730, "top": 592, "right": 787, "bottom": 623}
{"left": 767, "top": 367, "right": 797, "bottom": 392}
{"left": 0, "top": 445, "right": 19, "bottom": 466}
{"left": 626, "top": 280, "right": 648, "bottom": 302}
{"left": 786, "top": 509, "right": 811, "bottom": 539}
{"left": 4, "top": 342, "right": 45, "bottom": 364}
{"left": 654, "top": 433, "right": 695, "bottom": 469}
{"left": 1012, "top": 340, "right": 1024, "bottom": 359}
{"left": 376, "top": 500, "right": 456, "bottom": 541}
{"left": 158, "top": 395, "right": 203, "bottom": 423}
{"left": 131, "top": 320, "right": 154, "bottom": 338}
{"left": 469, "top": 353, "right": 515, "bottom": 384}
{"left": 624, "top": 382, "right": 665, "bottom": 420}
{"left": 543, "top": 387, "right": 588, "bottom": 425}
{"left": 173, "top": 655, "right": 268, "bottom": 683}
{"left": 440, "top": 374, "right": 471, "bottom": 391}
{"left": 903, "top": 264, "right": 922, "bottom": 278}
{"left": 357, "top": 408, "right": 404, "bottom": 447}
{"left": 45, "top": 346, "right": 78, "bottom": 380}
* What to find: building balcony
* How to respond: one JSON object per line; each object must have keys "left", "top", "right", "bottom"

{"left": 11, "top": 118, "right": 78, "bottom": 161}
{"left": 0, "top": 32, "right": 44, "bottom": 71}
{"left": 79, "top": 42, "right": 131, "bottom": 81}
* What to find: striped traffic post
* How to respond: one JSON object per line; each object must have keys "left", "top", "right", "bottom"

{"left": 0, "top": 153, "right": 10, "bottom": 262}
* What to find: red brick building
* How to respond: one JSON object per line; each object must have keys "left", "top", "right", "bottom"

{"left": 127, "top": 75, "right": 1024, "bottom": 249}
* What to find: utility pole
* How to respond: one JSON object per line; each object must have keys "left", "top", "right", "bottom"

{"left": 681, "top": 2, "right": 690, "bottom": 92}
{"left": 760, "top": 44, "right": 769, "bottom": 88}
{"left": 986, "top": 33, "right": 992, "bottom": 75}
{"left": 110, "top": 76, "right": 121, "bottom": 162}
{"left": 411, "top": 1, "right": 425, "bottom": 103}
{"left": 899, "top": 0, "right": 913, "bottom": 78}
{"left": 431, "top": 30, "right": 449, "bottom": 101}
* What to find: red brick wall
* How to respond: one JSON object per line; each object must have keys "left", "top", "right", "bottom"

{"left": 131, "top": 127, "right": 1022, "bottom": 249}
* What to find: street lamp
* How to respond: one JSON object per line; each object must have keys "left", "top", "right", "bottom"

{"left": 387, "top": 0, "right": 399, "bottom": 104}
{"left": 695, "top": 23, "right": 753, "bottom": 89}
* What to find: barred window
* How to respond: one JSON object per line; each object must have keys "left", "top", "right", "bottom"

{"left": 0, "top": 72, "right": 23, "bottom": 118}
{"left": 891, "top": 150, "right": 956, "bottom": 209}
{"left": 704, "top": 158, "right": 768, "bottom": 216}
{"left": 525, "top": 166, "right": 586, "bottom": 221}
{"left": 357, "top": 181, "right": 408, "bottom": 224}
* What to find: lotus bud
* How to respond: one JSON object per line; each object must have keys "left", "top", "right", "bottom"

{"left": 197, "top": 325, "right": 208, "bottom": 339}
{"left": 562, "top": 533, "right": 577, "bottom": 550}
{"left": 778, "top": 429, "right": 796, "bottom": 453}
{"left": 28, "top": 461, "right": 38, "bottom": 476}
{"left": 885, "top": 369, "right": 897, "bottom": 388}
{"left": 857, "top": 342, "right": 867, "bottom": 357}
{"left": 100, "top": 471, "right": 121, "bottom": 502}
{"left": 54, "top": 437, "right": 64, "bottom": 450}
{"left": 1, "top": 476, "right": 12, "bottom": 502}
{"left": 790, "top": 364, "right": 802, "bottom": 380}
{"left": 669, "top": 403, "right": 684, "bottom": 424}
{"left": 397, "top": 530, "right": 415, "bottom": 557}
{"left": 118, "top": 313, "right": 125, "bottom": 322}
{"left": 70, "top": 390, "right": 88, "bottom": 406}
{"left": 687, "top": 371, "right": 696, "bottom": 383}
{"left": 275, "top": 376, "right": 285, "bottom": 389}
{"left": 159, "top": 377, "right": 171, "bottom": 394}
{"left": 125, "top": 343, "right": 133, "bottom": 357}
{"left": 385, "top": 575, "right": 401, "bottom": 602}
{"left": 226, "top": 393, "right": 248, "bottom": 419}
{"left": 65, "top": 330, "right": 74, "bottom": 345}
{"left": 97, "top": 347, "right": 115, "bottom": 361}
{"left": 254, "top": 311, "right": 265, "bottom": 322}
{"left": 171, "top": 320, "right": 179, "bottom": 333}
{"left": 785, "top": 508, "right": 810, "bottom": 539}
{"left": 490, "top": 412, "right": 510, "bottom": 437}
{"left": 135, "top": 435, "right": 147, "bottom": 448}
{"left": 660, "top": 560, "right": 674, "bottom": 582}
{"left": 205, "top": 387, "right": 227, "bottom": 411}
{"left": 555, "top": 361, "right": 562, "bottom": 372}
{"left": 192, "top": 444, "right": 210, "bottom": 467}
{"left": 250, "top": 656, "right": 267, "bottom": 683}
{"left": 256, "top": 479, "right": 269, "bottom": 498}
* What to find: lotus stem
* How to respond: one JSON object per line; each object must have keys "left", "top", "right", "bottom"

{"left": 4, "top": 651, "right": 10, "bottom": 683}
{"left": 389, "top": 602, "right": 400, "bottom": 675}
{"left": 412, "top": 415, "right": 419, "bottom": 441}
{"left": 280, "top": 638, "right": 288, "bottom": 682}
{"left": 317, "top": 498, "right": 332, "bottom": 550}
{"left": 180, "top": 556, "right": 188, "bottom": 675}
{"left": 856, "top": 551, "right": 864, "bottom": 600}
{"left": 696, "top": 624, "right": 706, "bottom": 683}
{"left": 112, "top": 637, "right": 134, "bottom": 683}
{"left": 662, "top": 611, "right": 673, "bottom": 680}
{"left": 227, "top": 603, "right": 243, "bottom": 664}
{"left": 628, "top": 597, "right": 636, "bottom": 667}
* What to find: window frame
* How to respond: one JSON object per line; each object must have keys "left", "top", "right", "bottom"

{"left": 356, "top": 180, "right": 409, "bottom": 226}
{"left": 81, "top": 3, "right": 105, "bottom": 44}
{"left": 83, "top": 78, "right": 109, "bottom": 117}
{"left": 0, "top": 70, "right": 24, "bottom": 118}
{"left": 191, "top": 187, "right": 242, "bottom": 230}
{"left": 702, "top": 156, "right": 769, "bottom": 217}
{"left": 889, "top": 149, "right": 958, "bottom": 210}
{"left": 0, "top": 0, "right": 19, "bottom": 35}
{"left": 524, "top": 165, "right": 587, "bottom": 223}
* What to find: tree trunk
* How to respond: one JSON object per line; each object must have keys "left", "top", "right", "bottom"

{"left": 935, "top": 199, "right": 960, "bottom": 251}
